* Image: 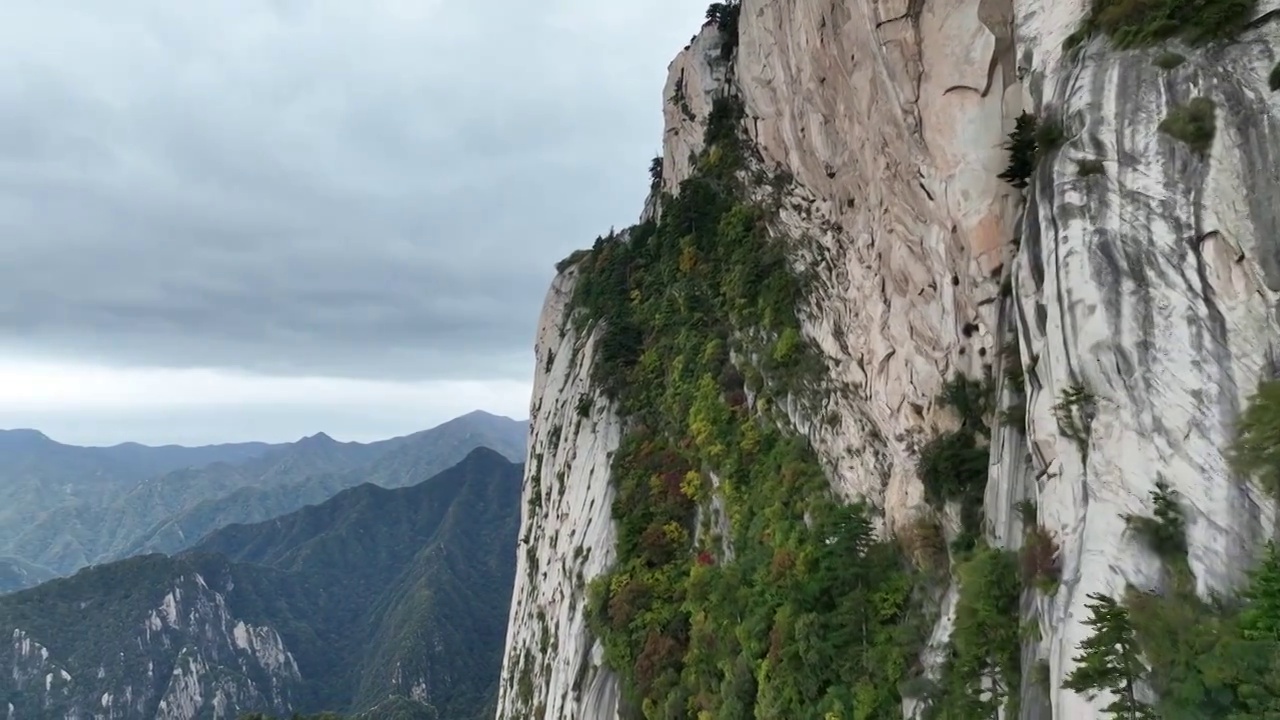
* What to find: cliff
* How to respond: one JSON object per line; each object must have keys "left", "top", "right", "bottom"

{"left": 495, "top": 269, "right": 625, "bottom": 720}
{"left": 497, "top": 0, "right": 1280, "bottom": 718}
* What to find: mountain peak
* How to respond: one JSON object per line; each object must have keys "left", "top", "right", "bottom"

{"left": 0, "top": 429, "right": 54, "bottom": 447}
{"left": 297, "top": 431, "right": 336, "bottom": 445}
{"left": 459, "top": 409, "right": 514, "bottom": 421}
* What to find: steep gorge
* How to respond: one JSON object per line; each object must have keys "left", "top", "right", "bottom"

{"left": 497, "top": 0, "right": 1280, "bottom": 718}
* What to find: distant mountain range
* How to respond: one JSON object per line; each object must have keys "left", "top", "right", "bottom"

{"left": 0, "top": 410, "right": 528, "bottom": 590}
{"left": 0, "top": 446, "right": 522, "bottom": 719}
{"left": 0, "top": 428, "right": 279, "bottom": 557}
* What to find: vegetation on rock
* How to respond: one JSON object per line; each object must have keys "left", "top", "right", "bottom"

{"left": 1061, "top": 455, "right": 1280, "bottom": 717}
{"left": 1076, "top": 158, "right": 1107, "bottom": 177}
{"left": 706, "top": 2, "right": 741, "bottom": 60}
{"left": 999, "top": 335, "right": 1028, "bottom": 431}
{"left": 998, "top": 111, "right": 1068, "bottom": 188}
{"left": 998, "top": 112, "right": 1040, "bottom": 188}
{"left": 1229, "top": 379, "right": 1280, "bottom": 497}
{"left": 1063, "top": 593, "right": 1154, "bottom": 718}
{"left": 1054, "top": 384, "right": 1096, "bottom": 455}
{"left": 917, "top": 375, "right": 995, "bottom": 552}
{"left": 1069, "top": 0, "right": 1255, "bottom": 49}
{"left": 567, "top": 93, "right": 938, "bottom": 719}
{"left": 1159, "top": 97, "right": 1217, "bottom": 155}
{"left": 1153, "top": 51, "right": 1187, "bottom": 69}
{"left": 924, "top": 546, "right": 1023, "bottom": 718}
{"left": 1020, "top": 521, "right": 1062, "bottom": 595}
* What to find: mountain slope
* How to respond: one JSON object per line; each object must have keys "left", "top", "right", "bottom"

{"left": 0, "top": 428, "right": 278, "bottom": 553}
{"left": 123, "top": 411, "right": 527, "bottom": 562}
{"left": 0, "top": 556, "right": 56, "bottom": 594}
{"left": 2, "top": 433, "right": 381, "bottom": 575}
{"left": 5, "top": 411, "right": 528, "bottom": 577}
{"left": 0, "top": 447, "right": 522, "bottom": 720}
{"left": 499, "top": 1, "right": 1280, "bottom": 719}
{"left": 197, "top": 447, "right": 521, "bottom": 718}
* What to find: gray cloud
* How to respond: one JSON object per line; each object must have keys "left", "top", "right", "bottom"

{"left": 0, "top": 0, "right": 705, "bottom": 381}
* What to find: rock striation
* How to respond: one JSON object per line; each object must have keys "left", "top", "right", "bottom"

{"left": 496, "top": 0, "right": 1280, "bottom": 718}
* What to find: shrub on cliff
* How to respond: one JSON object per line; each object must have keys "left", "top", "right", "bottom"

{"left": 931, "top": 546, "right": 1022, "bottom": 716}
{"left": 998, "top": 112, "right": 1039, "bottom": 188}
{"left": 1229, "top": 379, "right": 1280, "bottom": 497}
{"left": 1159, "top": 97, "right": 1216, "bottom": 155}
{"left": 1081, "top": 0, "right": 1254, "bottom": 48}
{"left": 917, "top": 375, "right": 994, "bottom": 548}
{"left": 1020, "top": 523, "right": 1062, "bottom": 594}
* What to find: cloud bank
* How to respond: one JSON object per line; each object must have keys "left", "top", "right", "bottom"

{"left": 0, "top": 0, "right": 705, "bottom": 442}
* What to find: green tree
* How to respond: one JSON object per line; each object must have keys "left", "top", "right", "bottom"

{"left": 1229, "top": 379, "right": 1280, "bottom": 497}
{"left": 997, "top": 112, "right": 1038, "bottom": 188}
{"left": 1063, "top": 592, "right": 1154, "bottom": 719}
{"left": 1240, "top": 542, "right": 1280, "bottom": 642}
{"left": 704, "top": 1, "right": 741, "bottom": 59}
{"left": 1222, "top": 542, "right": 1280, "bottom": 718}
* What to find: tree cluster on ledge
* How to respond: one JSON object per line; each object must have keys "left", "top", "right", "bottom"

{"left": 997, "top": 111, "right": 1064, "bottom": 189}
{"left": 1063, "top": 0, "right": 1255, "bottom": 50}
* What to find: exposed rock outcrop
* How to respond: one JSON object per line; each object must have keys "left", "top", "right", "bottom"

{"left": 6, "top": 572, "right": 297, "bottom": 720}
{"left": 1004, "top": 3, "right": 1280, "bottom": 715}
{"left": 494, "top": 269, "right": 624, "bottom": 720}
{"left": 498, "top": 0, "right": 1280, "bottom": 717}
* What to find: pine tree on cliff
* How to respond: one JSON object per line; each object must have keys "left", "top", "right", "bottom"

{"left": 1240, "top": 542, "right": 1280, "bottom": 642}
{"left": 1226, "top": 541, "right": 1280, "bottom": 718}
{"left": 1228, "top": 379, "right": 1280, "bottom": 497}
{"left": 1062, "top": 592, "right": 1155, "bottom": 719}
{"left": 705, "top": 1, "right": 741, "bottom": 59}
{"left": 997, "top": 112, "right": 1038, "bottom": 189}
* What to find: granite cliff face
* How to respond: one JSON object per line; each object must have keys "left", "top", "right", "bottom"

{"left": 498, "top": 0, "right": 1280, "bottom": 717}
{"left": 3, "top": 565, "right": 299, "bottom": 720}
{"left": 495, "top": 270, "right": 624, "bottom": 720}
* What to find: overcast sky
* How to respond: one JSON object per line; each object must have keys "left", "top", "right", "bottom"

{"left": 0, "top": 1, "right": 706, "bottom": 446}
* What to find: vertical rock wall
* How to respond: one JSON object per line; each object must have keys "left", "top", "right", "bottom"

{"left": 497, "top": 0, "right": 1280, "bottom": 717}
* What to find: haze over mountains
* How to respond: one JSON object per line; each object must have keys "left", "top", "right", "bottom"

{"left": 0, "top": 410, "right": 528, "bottom": 719}
{"left": 0, "top": 446, "right": 523, "bottom": 719}
{"left": 0, "top": 410, "right": 527, "bottom": 592}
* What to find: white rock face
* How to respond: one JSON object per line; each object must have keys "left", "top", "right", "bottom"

{"left": 1001, "top": 5, "right": 1280, "bottom": 716}
{"left": 659, "top": 26, "right": 730, "bottom": 198}
{"left": 493, "top": 268, "right": 624, "bottom": 720}
{"left": 733, "top": 0, "right": 1021, "bottom": 533}
{"left": 4, "top": 572, "right": 299, "bottom": 720}
{"left": 500, "top": 0, "right": 1280, "bottom": 718}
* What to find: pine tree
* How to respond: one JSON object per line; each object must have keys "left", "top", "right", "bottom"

{"left": 997, "top": 112, "right": 1039, "bottom": 189}
{"left": 1062, "top": 592, "right": 1155, "bottom": 719}
{"left": 1221, "top": 542, "right": 1280, "bottom": 718}
{"left": 1229, "top": 380, "right": 1280, "bottom": 497}
{"left": 1240, "top": 542, "right": 1280, "bottom": 642}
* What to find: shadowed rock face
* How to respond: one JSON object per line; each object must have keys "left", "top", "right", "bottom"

{"left": 491, "top": 267, "right": 625, "bottom": 720}
{"left": 498, "top": 0, "right": 1280, "bottom": 718}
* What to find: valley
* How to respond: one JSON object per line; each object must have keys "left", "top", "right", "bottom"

{"left": 0, "top": 413, "right": 527, "bottom": 719}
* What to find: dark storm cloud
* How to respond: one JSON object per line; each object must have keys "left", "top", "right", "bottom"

{"left": 0, "top": 0, "right": 705, "bottom": 381}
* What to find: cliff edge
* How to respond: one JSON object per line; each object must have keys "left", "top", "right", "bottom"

{"left": 498, "top": 0, "right": 1280, "bottom": 717}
